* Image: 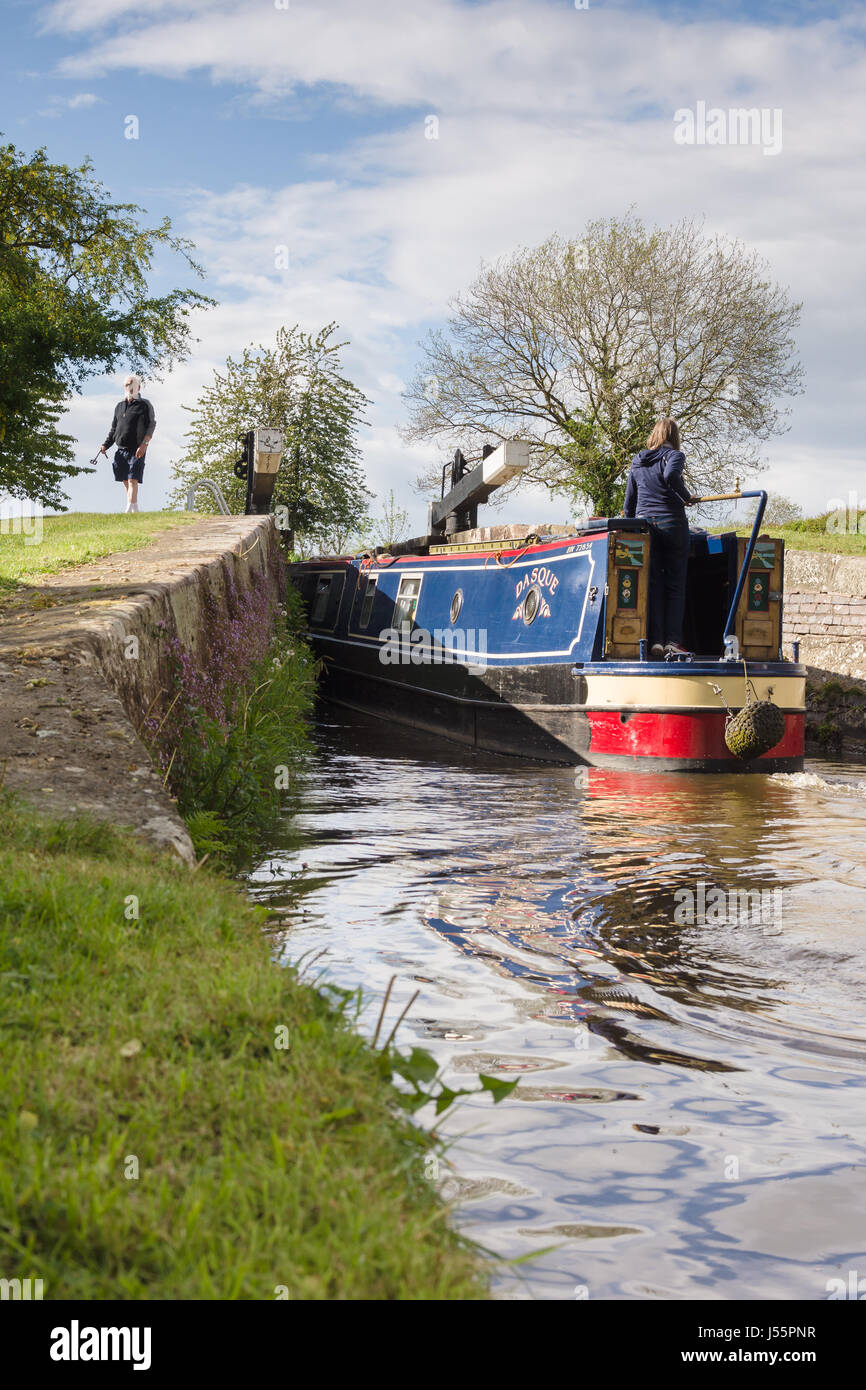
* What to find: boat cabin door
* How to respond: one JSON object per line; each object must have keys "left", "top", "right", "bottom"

{"left": 604, "top": 530, "right": 649, "bottom": 659}
{"left": 733, "top": 537, "right": 784, "bottom": 660}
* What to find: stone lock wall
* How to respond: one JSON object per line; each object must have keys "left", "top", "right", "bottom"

{"left": 782, "top": 552, "right": 866, "bottom": 682}
{"left": 782, "top": 551, "right": 866, "bottom": 752}
{"left": 0, "top": 515, "right": 286, "bottom": 862}
{"left": 87, "top": 515, "right": 285, "bottom": 729}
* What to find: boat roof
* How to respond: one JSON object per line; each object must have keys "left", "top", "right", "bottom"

{"left": 292, "top": 518, "right": 751, "bottom": 568}
{"left": 294, "top": 518, "right": 651, "bottom": 567}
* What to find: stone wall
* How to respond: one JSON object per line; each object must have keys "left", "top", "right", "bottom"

{"left": 82, "top": 515, "right": 285, "bottom": 729}
{"left": 782, "top": 552, "right": 866, "bottom": 682}
{"left": 782, "top": 551, "right": 866, "bottom": 754}
{"left": 0, "top": 515, "right": 285, "bottom": 862}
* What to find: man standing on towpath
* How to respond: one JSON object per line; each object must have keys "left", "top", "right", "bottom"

{"left": 99, "top": 373, "right": 155, "bottom": 513}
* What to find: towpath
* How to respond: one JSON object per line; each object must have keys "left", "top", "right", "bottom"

{"left": 0, "top": 515, "right": 270, "bottom": 863}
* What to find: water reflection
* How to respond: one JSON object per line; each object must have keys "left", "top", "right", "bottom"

{"left": 248, "top": 710, "right": 866, "bottom": 1299}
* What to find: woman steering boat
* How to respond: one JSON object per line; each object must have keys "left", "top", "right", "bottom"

{"left": 623, "top": 417, "right": 694, "bottom": 660}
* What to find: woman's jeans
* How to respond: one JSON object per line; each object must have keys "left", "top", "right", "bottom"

{"left": 648, "top": 514, "right": 691, "bottom": 647}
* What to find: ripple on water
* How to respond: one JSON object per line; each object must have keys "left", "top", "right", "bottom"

{"left": 248, "top": 716, "right": 866, "bottom": 1300}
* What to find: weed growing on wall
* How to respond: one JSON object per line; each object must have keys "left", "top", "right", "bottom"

{"left": 142, "top": 568, "right": 317, "bottom": 866}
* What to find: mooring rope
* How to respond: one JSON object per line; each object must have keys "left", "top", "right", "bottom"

{"left": 491, "top": 533, "right": 542, "bottom": 569}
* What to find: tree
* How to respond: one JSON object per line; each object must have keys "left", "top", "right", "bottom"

{"left": 402, "top": 212, "right": 803, "bottom": 513}
{"left": 367, "top": 489, "right": 412, "bottom": 550}
{"left": 763, "top": 491, "right": 804, "bottom": 525}
{"left": 169, "top": 324, "right": 371, "bottom": 546}
{"left": 314, "top": 489, "right": 413, "bottom": 557}
{"left": 557, "top": 399, "right": 658, "bottom": 517}
{"left": 720, "top": 490, "right": 804, "bottom": 529}
{"left": 0, "top": 140, "right": 213, "bottom": 509}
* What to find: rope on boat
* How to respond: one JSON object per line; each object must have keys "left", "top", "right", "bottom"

{"left": 492, "top": 533, "right": 542, "bottom": 569}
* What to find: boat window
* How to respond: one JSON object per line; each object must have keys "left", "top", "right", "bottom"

{"left": 394, "top": 575, "right": 422, "bottom": 627}
{"left": 310, "top": 575, "right": 333, "bottom": 625}
{"left": 450, "top": 589, "right": 463, "bottom": 624}
{"left": 360, "top": 574, "right": 378, "bottom": 628}
{"left": 523, "top": 586, "right": 541, "bottom": 625}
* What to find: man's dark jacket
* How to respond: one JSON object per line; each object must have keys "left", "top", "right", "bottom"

{"left": 104, "top": 398, "right": 156, "bottom": 452}
{"left": 623, "top": 445, "right": 692, "bottom": 518}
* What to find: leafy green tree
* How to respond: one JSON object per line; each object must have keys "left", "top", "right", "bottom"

{"left": 716, "top": 490, "right": 805, "bottom": 532}
{"left": 367, "top": 489, "right": 412, "bottom": 550}
{"left": 169, "top": 324, "right": 371, "bottom": 546}
{"left": 0, "top": 140, "right": 213, "bottom": 509}
{"left": 557, "top": 399, "right": 658, "bottom": 517}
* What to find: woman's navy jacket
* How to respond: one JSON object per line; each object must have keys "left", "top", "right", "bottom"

{"left": 623, "top": 445, "right": 692, "bottom": 519}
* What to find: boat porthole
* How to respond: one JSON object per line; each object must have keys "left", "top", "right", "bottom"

{"left": 450, "top": 589, "right": 463, "bottom": 624}
{"left": 522, "top": 586, "right": 541, "bottom": 625}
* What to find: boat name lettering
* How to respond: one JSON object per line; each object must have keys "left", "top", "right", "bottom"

{"left": 515, "top": 567, "right": 558, "bottom": 599}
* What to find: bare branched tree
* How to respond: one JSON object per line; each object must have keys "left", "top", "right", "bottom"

{"left": 402, "top": 212, "right": 803, "bottom": 513}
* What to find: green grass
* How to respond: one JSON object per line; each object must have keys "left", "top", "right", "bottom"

{"left": 0, "top": 796, "right": 485, "bottom": 1300}
{"left": 711, "top": 524, "right": 866, "bottom": 555}
{"left": 0, "top": 511, "right": 200, "bottom": 591}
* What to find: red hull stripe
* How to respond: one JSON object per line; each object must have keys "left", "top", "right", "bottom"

{"left": 587, "top": 710, "right": 804, "bottom": 760}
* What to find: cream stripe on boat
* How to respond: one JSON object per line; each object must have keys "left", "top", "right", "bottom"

{"left": 580, "top": 673, "right": 805, "bottom": 711}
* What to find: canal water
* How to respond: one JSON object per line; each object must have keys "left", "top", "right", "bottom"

{"left": 247, "top": 709, "right": 866, "bottom": 1300}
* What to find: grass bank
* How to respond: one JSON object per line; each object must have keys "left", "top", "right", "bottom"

{"left": 0, "top": 510, "right": 200, "bottom": 592}
{"left": 0, "top": 795, "right": 486, "bottom": 1300}
{"left": 0, "top": 515, "right": 501, "bottom": 1298}
{"left": 712, "top": 523, "right": 866, "bottom": 555}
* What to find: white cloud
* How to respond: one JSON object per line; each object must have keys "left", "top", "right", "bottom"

{"left": 35, "top": 0, "right": 866, "bottom": 520}
{"left": 37, "top": 89, "right": 103, "bottom": 117}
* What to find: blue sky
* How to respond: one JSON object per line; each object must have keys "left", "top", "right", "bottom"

{"left": 3, "top": 0, "right": 865, "bottom": 527}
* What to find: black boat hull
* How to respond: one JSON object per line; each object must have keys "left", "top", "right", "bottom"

{"left": 315, "top": 647, "right": 805, "bottom": 773}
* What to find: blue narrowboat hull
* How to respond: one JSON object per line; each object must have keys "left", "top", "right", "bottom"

{"left": 290, "top": 527, "right": 806, "bottom": 772}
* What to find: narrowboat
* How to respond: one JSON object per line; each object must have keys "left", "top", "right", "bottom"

{"left": 289, "top": 442, "right": 805, "bottom": 772}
